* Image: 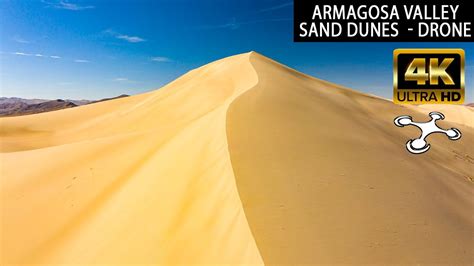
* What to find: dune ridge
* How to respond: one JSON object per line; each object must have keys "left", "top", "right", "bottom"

{"left": 1, "top": 52, "right": 473, "bottom": 265}
{"left": 1, "top": 53, "right": 263, "bottom": 264}
{"left": 228, "top": 53, "right": 473, "bottom": 264}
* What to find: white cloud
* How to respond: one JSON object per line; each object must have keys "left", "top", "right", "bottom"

{"left": 12, "top": 52, "right": 65, "bottom": 60}
{"left": 151, "top": 56, "right": 172, "bottom": 62}
{"left": 43, "top": 0, "right": 94, "bottom": 11}
{"left": 113, "top": 77, "right": 139, "bottom": 83}
{"left": 104, "top": 29, "right": 146, "bottom": 43}
{"left": 116, "top": 34, "right": 145, "bottom": 43}
{"left": 10, "top": 52, "right": 95, "bottom": 64}
{"left": 13, "top": 52, "right": 32, "bottom": 56}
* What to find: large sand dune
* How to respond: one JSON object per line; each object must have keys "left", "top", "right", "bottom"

{"left": 1, "top": 52, "right": 473, "bottom": 265}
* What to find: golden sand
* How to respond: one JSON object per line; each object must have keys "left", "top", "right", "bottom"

{"left": 1, "top": 52, "right": 473, "bottom": 264}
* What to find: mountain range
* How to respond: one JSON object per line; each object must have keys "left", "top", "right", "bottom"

{"left": 0, "top": 95, "right": 129, "bottom": 117}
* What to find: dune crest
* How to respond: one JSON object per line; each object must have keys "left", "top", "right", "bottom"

{"left": 228, "top": 53, "right": 473, "bottom": 264}
{"left": 1, "top": 53, "right": 263, "bottom": 264}
{"left": 1, "top": 52, "right": 473, "bottom": 264}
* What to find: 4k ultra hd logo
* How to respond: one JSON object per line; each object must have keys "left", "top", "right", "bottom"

{"left": 393, "top": 49, "right": 465, "bottom": 104}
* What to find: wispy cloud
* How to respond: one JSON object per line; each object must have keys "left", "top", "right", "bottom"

{"left": 13, "top": 52, "right": 32, "bottom": 56}
{"left": 260, "top": 1, "right": 293, "bottom": 12}
{"left": 13, "top": 52, "right": 48, "bottom": 58}
{"left": 10, "top": 51, "right": 91, "bottom": 63}
{"left": 12, "top": 36, "right": 30, "bottom": 44}
{"left": 42, "top": 0, "right": 94, "bottom": 11}
{"left": 113, "top": 77, "right": 139, "bottom": 83}
{"left": 198, "top": 17, "right": 292, "bottom": 30}
{"left": 116, "top": 34, "right": 145, "bottom": 43}
{"left": 104, "top": 29, "right": 146, "bottom": 43}
{"left": 151, "top": 56, "right": 172, "bottom": 62}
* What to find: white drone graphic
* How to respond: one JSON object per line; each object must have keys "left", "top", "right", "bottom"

{"left": 394, "top": 111, "right": 462, "bottom": 154}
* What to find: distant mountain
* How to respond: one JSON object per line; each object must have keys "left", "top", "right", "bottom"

{"left": 0, "top": 95, "right": 129, "bottom": 117}
{"left": 0, "top": 97, "right": 49, "bottom": 105}
{"left": 0, "top": 97, "right": 90, "bottom": 106}
{"left": 0, "top": 101, "right": 29, "bottom": 114}
{"left": 0, "top": 99, "right": 77, "bottom": 116}
{"left": 68, "top": 99, "right": 92, "bottom": 106}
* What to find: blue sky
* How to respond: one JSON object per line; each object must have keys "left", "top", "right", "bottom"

{"left": 1, "top": 0, "right": 473, "bottom": 101}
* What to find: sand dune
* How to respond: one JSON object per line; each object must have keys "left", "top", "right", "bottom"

{"left": 415, "top": 104, "right": 474, "bottom": 128}
{"left": 1, "top": 52, "right": 473, "bottom": 265}
{"left": 227, "top": 53, "right": 473, "bottom": 264}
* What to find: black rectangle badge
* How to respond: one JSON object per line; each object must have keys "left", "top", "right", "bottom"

{"left": 294, "top": 1, "right": 474, "bottom": 42}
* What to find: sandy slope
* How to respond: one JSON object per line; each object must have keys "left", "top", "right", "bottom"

{"left": 1, "top": 53, "right": 263, "bottom": 264}
{"left": 226, "top": 53, "right": 473, "bottom": 264}
{"left": 415, "top": 104, "right": 474, "bottom": 128}
{"left": 1, "top": 52, "right": 473, "bottom": 265}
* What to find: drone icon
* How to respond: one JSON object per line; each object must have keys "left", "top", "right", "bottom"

{"left": 394, "top": 111, "right": 462, "bottom": 154}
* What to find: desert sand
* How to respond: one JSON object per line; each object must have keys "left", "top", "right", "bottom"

{"left": 1, "top": 52, "right": 473, "bottom": 265}
{"left": 414, "top": 104, "right": 474, "bottom": 128}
